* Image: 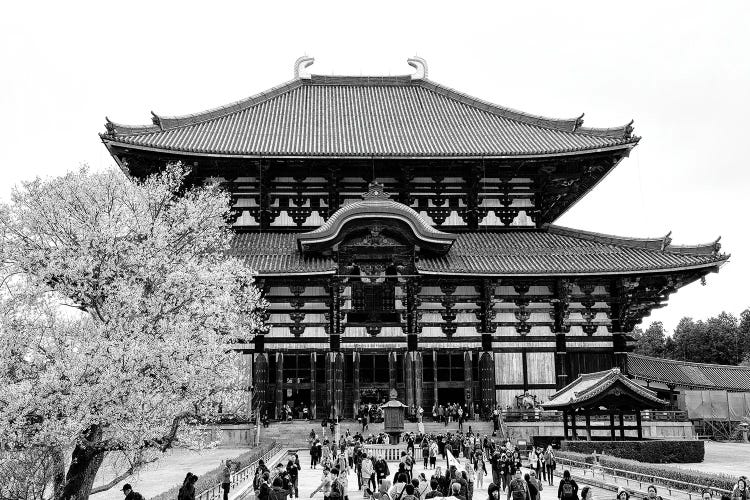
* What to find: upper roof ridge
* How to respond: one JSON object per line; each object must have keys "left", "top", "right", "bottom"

{"left": 102, "top": 58, "right": 637, "bottom": 141}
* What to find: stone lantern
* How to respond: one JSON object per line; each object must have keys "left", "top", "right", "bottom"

{"left": 381, "top": 389, "right": 408, "bottom": 444}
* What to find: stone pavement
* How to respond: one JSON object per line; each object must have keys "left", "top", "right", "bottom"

{"left": 280, "top": 450, "right": 612, "bottom": 500}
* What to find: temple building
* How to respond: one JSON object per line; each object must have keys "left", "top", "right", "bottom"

{"left": 101, "top": 56, "right": 729, "bottom": 420}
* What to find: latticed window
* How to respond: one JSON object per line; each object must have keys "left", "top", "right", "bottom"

{"left": 349, "top": 281, "right": 398, "bottom": 323}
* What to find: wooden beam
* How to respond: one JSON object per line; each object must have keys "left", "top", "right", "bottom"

{"left": 610, "top": 412, "right": 616, "bottom": 440}
{"left": 636, "top": 410, "right": 643, "bottom": 439}
{"left": 619, "top": 411, "right": 625, "bottom": 439}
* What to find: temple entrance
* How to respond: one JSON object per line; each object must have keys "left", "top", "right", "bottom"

{"left": 283, "top": 387, "right": 311, "bottom": 419}
{"left": 360, "top": 387, "right": 388, "bottom": 405}
{"left": 437, "top": 387, "right": 466, "bottom": 407}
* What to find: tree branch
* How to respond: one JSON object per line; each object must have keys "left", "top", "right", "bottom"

{"left": 88, "top": 455, "right": 159, "bottom": 495}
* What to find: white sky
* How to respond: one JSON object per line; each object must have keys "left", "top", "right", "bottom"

{"left": 1, "top": 1, "right": 748, "bottom": 333}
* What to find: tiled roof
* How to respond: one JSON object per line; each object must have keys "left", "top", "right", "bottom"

{"left": 543, "top": 368, "right": 666, "bottom": 409}
{"left": 628, "top": 354, "right": 750, "bottom": 391}
{"left": 230, "top": 233, "right": 336, "bottom": 275}
{"left": 229, "top": 226, "right": 727, "bottom": 276}
{"left": 101, "top": 75, "right": 639, "bottom": 158}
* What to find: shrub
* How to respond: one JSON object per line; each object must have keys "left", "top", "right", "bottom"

{"left": 561, "top": 440, "right": 704, "bottom": 463}
{"left": 555, "top": 450, "right": 736, "bottom": 494}
{"left": 150, "top": 441, "right": 278, "bottom": 500}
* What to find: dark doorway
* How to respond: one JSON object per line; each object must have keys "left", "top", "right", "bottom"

{"left": 437, "top": 387, "right": 466, "bottom": 407}
{"left": 284, "top": 388, "right": 311, "bottom": 418}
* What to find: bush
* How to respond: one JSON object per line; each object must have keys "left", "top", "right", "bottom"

{"left": 150, "top": 441, "right": 278, "bottom": 500}
{"left": 555, "top": 450, "right": 736, "bottom": 494}
{"left": 561, "top": 440, "right": 704, "bottom": 463}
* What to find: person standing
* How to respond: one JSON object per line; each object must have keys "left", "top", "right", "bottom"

{"left": 422, "top": 439, "right": 430, "bottom": 469}
{"left": 458, "top": 407, "right": 465, "bottom": 432}
{"left": 429, "top": 439, "right": 438, "bottom": 469}
{"left": 732, "top": 478, "right": 748, "bottom": 500}
{"left": 544, "top": 447, "right": 555, "bottom": 486}
{"left": 179, "top": 474, "right": 198, "bottom": 500}
{"left": 222, "top": 460, "right": 233, "bottom": 500}
{"left": 122, "top": 484, "right": 145, "bottom": 500}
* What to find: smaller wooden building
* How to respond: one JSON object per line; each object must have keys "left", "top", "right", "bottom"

{"left": 543, "top": 368, "right": 666, "bottom": 440}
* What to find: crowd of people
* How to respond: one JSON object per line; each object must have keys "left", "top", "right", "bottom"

{"left": 120, "top": 428, "right": 750, "bottom": 500}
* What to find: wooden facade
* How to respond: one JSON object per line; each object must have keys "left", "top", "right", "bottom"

{"left": 101, "top": 58, "right": 728, "bottom": 420}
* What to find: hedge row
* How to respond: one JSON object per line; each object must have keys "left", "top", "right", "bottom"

{"left": 561, "top": 440, "right": 705, "bottom": 463}
{"left": 555, "top": 450, "right": 736, "bottom": 494}
{"left": 151, "top": 441, "right": 278, "bottom": 500}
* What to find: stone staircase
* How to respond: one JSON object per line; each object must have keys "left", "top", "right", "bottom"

{"left": 255, "top": 419, "right": 496, "bottom": 445}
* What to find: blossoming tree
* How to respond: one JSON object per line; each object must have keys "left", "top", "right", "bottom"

{"left": 0, "top": 165, "right": 266, "bottom": 500}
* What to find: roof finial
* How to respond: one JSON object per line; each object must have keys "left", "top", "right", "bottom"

{"left": 407, "top": 56, "right": 428, "bottom": 80}
{"left": 363, "top": 181, "right": 390, "bottom": 200}
{"left": 294, "top": 56, "right": 315, "bottom": 80}
{"left": 104, "top": 117, "right": 116, "bottom": 137}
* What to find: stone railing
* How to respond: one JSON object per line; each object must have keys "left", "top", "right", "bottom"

{"left": 363, "top": 443, "right": 406, "bottom": 462}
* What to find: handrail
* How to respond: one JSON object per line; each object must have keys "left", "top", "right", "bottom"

{"left": 196, "top": 442, "right": 284, "bottom": 500}
{"left": 555, "top": 456, "right": 731, "bottom": 500}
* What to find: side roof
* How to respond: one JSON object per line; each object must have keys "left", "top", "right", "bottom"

{"left": 229, "top": 225, "right": 728, "bottom": 277}
{"left": 543, "top": 368, "right": 666, "bottom": 409}
{"left": 101, "top": 73, "right": 639, "bottom": 158}
{"left": 628, "top": 354, "right": 750, "bottom": 391}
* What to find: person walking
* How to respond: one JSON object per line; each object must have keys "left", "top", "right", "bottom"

{"left": 310, "top": 468, "right": 333, "bottom": 500}
{"left": 422, "top": 439, "right": 430, "bottom": 469}
{"left": 288, "top": 455, "right": 301, "bottom": 500}
{"left": 475, "top": 453, "right": 487, "bottom": 489}
{"left": 375, "top": 454, "right": 390, "bottom": 486}
{"left": 557, "top": 471, "right": 578, "bottom": 500}
{"left": 361, "top": 452, "right": 376, "bottom": 492}
{"left": 507, "top": 470, "right": 529, "bottom": 500}
{"left": 429, "top": 440, "right": 438, "bottom": 469}
{"left": 579, "top": 486, "right": 592, "bottom": 500}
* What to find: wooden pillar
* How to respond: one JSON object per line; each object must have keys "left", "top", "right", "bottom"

{"left": 353, "top": 352, "right": 361, "bottom": 418}
{"left": 563, "top": 410, "right": 569, "bottom": 439}
{"left": 310, "top": 352, "right": 317, "bottom": 419}
{"left": 389, "top": 352, "right": 397, "bottom": 396}
{"left": 570, "top": 409, "right": 577, "bottom": 439}
{"left": 432, "top": 350, "right": 439, "bottom": 407}
{"left": 275, "top": 353, "right": 284, "bottom": 420}
{"left": 480, "top": 352, "right": 496, "bottom": 418}
{"left": 585, "top": 412, "right": 592, "bottom": 441}
{"left": 405, "top": 352, "right": 415, "bottom": 410}
{"left": 333, "top": 352, "right": 344, "bottom": 420}
{"left": 253, "top": 353, "right": 269, "bottom": 420}
{"left": 326, "top": 352, "right": 335, "bottom": 420}
{"left": 414, "top": 351, "right": 424, "bottom": 412}
{"left": 610, "top": 412, "right": 616, "bottom": 440}
{"left": 619, "top": 411, "right": 625, "bottom": 439}
{"left": 464, "top": 351, "right": 474, "bottom": 418}
{"left": 636, "top": 410, "right": 643, "bottom": 439}
{"left": 553, "top": 279, "right": 570, "bottom": 389}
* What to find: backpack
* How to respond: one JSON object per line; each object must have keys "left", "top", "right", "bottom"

{"left": 510, "top": 479, "right": 526, "bottom": 500}
{"left": 560, "top": 480, "right": 574, "bottom": 500}
{"left": 329, "top": 479, "right": 343, "bottom": 500}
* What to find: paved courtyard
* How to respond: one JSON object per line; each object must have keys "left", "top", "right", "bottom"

{"left": 90, "top": 447, "right": 249, "bottom": 500}
{"left": 663, "top": 441, "right": 750, "bottom": 478}
{"left": 289, "top": 450, "right": 611, "bottom": 500}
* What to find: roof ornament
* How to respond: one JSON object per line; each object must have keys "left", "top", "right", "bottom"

{"left": 407, "top": 56, "right": 428, "bottom": 80}
{"left": 712, "top": 236, "right": 722, "bottom": 256}
{"left": 104, "top": 117, "right": 116, "bottom": 137}
{"left": 573, "top": 114, "right": 585, "bottom": 132}
{"left": 660, "top": 231, "right": 672, "bottom": 251}
{"left": 362, "top": 181, "right": 391, "bottom": 200}
{"left": 624, "top": 120, "right": 635, "bottom": 138}
{"left": 294, "top": 56, "right": 315, "bottom": 80}
{"left": 150, "top": 111, "right": 163, "bottom": 130}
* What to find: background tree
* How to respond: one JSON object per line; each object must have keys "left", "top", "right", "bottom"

{"left": 0, "top": 165, "right": 266, "bottom": 500}
{"left": 633, "top": 321, "right": 667, "bottom": 357}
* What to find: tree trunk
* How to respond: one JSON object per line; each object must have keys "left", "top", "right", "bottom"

{"left": 53, "top": 447, "right": 67, "bottom": 500}
{"left": 61, "top": 427, "right": 106, "bottom": 500}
